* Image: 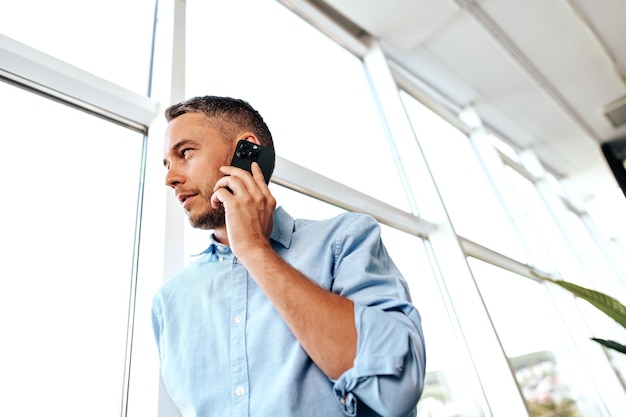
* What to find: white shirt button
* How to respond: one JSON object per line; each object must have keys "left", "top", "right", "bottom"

{"left": 234, "top": 315, "right": 243, "bottom": 324}
{"left": 235, "top": 386, "right": 244, "bottom": 397}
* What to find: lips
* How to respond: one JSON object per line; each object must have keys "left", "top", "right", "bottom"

{"left": 177, "top": 193, "right": 198, "bottom": 209}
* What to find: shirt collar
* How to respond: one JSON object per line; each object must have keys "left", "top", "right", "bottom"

{"left": 199, "top": 206, "right": 294, "bottom": 258}
{"left": 269, "top": 206, "right": 294, "bottom": 249}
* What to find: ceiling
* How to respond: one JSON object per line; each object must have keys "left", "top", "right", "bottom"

{"left": 316, "top": 0, "right": 626, "bottom": 203}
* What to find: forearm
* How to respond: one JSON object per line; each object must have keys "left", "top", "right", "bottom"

{"left": 239, "top": 245, "right": 357, "bottom": 380}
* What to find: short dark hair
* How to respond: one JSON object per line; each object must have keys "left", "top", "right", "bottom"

{"left": 165, "top": 95, "right": 274, "bottom": 150}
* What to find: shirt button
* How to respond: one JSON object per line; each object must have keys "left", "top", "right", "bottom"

{"left": 234, "top": 315, "right": 243, "bottom": 324}
{"left": 218, "top": 256, "right": 224, "bottom": 262}
{"left": 235, "top": 257, "right": 242, "bottom": 264}
{"left": 235, "top": 386, "right": 245, "bottom": 397}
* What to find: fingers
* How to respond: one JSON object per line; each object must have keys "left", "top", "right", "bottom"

{"left": 212, "top": 163, "right": 270, "bottom": 204}
{"left": 215, "top": 163, "right": 266, "bottom": 192}
{"left": 249, "top": 161, "right": 268, "bottom": 186}
{"left": 210, "top": 188, "right": 226, "bottom": 209}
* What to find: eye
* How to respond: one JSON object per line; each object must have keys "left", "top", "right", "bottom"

{"left": 181, "top": 148, "right": 192, "bottom": 158}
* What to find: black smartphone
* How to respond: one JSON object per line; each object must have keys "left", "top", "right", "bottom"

{"left": 230, "top": 139, "right": 275, "bottom": 184}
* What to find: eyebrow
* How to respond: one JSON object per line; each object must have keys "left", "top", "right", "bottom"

{"left": 163, "top": 138, "right": 198, "bottom": 167}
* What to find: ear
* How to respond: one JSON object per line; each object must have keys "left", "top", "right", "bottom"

{"left": 237, "top": 132, "right": 260, "bottom": 145}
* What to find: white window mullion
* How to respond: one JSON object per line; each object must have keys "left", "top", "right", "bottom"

{"left": 0, "top": 33, "right": 158, "bottom": 131}
{"left": 361, "top": 37, "right": 528, "bottom": 417}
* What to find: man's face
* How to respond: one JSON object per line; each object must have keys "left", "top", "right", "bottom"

{"left": 163, "top": 112, "right": 235, "bottom": 229}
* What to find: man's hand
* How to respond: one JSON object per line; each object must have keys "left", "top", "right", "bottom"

{"left": 211, "top": 162, "right": 276, "bottom": 258}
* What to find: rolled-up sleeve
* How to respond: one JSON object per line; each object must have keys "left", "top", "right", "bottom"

{"left": 330, "top": 214, "right": 426, "bottom": 417}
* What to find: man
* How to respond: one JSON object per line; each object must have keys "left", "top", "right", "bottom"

{"left": 152, "top": 95, "right": 426, "bottom": 417}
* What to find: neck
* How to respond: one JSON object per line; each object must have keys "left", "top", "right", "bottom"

{"left": 212, "top": 226, "right": 229, "bottom": 247}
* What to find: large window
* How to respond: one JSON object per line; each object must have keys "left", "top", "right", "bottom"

{"left": 0, "top": 83, "right": 145, "bottom": 416}
{"left": 2, "top": 1, "right": 625, "bottom": 416}
{"left": 400, "top": 91, "right": 528, "bottom": 262}
{"left": 0, "top": 0, "right": 155, "bottom": 95}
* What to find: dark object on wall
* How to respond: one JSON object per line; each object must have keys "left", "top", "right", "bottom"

{"left": 601, "top": 136, "right": 626, "bottom": 199}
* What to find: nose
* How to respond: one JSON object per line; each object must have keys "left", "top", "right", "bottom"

{"left": 165, "top": 164, "right": 184, "bottom": 188}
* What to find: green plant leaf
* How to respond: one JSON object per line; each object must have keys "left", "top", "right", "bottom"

{"left": 591, "top": 338, "right": 626, "bottom": 354}
{"left": 532, "top": 273, "right": 626, "bottom": 330}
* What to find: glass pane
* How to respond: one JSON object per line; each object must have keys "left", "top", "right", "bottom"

{"left": 0, "top": 82, "right": 144, "bottom": 416}
{"left": 561, "top": 208, "right": 625, "bottom": 294}
{"left": 503, "top": 166, "right": 584, "bottom": 279}
{"left": 0, "top": 0, "right": 155, "bottom": 95}
{"left": 587, "top": 187, "right": 626, "bottom": 245}
{"left": 184, "top": 0, "right": 410, "bottom": 210}
{"left": 400, "top": 91, "right": 527, "bottom": 262}
{"left": 382, "top": 229, "right": 487, "bottom": 417}
{"left": 469, "top": 258, "right": 607, "bottom": 417}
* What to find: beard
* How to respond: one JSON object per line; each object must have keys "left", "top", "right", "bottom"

{"left": 187, "top": 199, "right": 226, "bottom": 230}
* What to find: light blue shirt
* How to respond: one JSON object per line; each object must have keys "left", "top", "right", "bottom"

{"left": 152, "top": 207, "right": 425, "bottom": 417}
